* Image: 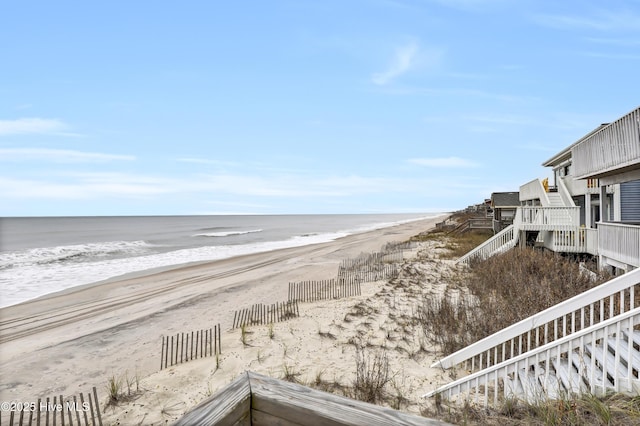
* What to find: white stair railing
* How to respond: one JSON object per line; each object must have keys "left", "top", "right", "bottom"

{"left": 423, "top": 307, "right": 640, "bottom": 406}
{"left": 430, "top": 268, "right": 640, "bottom": 372}
{"left": 457, "top": 208, "right": 522, "bottom": 265}
{"left": 556, "top": 176, "right": 576, "bottom": 207}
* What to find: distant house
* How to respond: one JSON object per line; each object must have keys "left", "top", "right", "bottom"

{"left": 490, "top": 192, "right": 520, "bottom": 233}
{"left": 426, "top": 108, "right": 640, "bottom": 407}
{"left": 459, "top": 106, "right": 640, "bottom": 273}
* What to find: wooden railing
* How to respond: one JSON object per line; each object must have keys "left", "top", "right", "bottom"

{"left": 556, "top": 177, "right": 576, "bottom": 207}
{"left": 519, "top": 178, "right": 550, "bottom": 203}
{"left": 424, "top": 308, "right": 640, "bottom": 406}
{"left": 599, "top": 222, "right": 640, "bottom": 268}
{"left": 519, "top": 206, "right": 579, "bottom": 230}
{"left": 586, "top": 228, "right": 599, "bottom": 254}
{"left": 562, "top": 176, "right": 601, "bottom": 196}
{"left": 457, "top": 212, "right": 521, "bottom": 265}
{"left": 178, "top": 371, "right": 439, "bottom": 425}
{"left": 573, "top": 107, "right": 640, "bottom": 179}
{"left": 429, "top": 268, "right": 640, "bottom": 372}
{"left": 544, "top": 226, "right": 595, "bottom": 254}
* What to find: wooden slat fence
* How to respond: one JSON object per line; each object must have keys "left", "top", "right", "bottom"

{"left": 232, "top": 301, "right": 299, "bottom": 329}
{"left": 381, "top": 241, "right": 417, "bottom": 251}
{"left": 337, "top": 263, "right": 399, "bottom": 283}
{"left": 160, "top": 325, "right": 221, "bottom": 370}
{"left": 288, "top": 278, "right": 361, "bottom": 302}
{"left": 0, "top": 387, "right": 102, "bottom": 426}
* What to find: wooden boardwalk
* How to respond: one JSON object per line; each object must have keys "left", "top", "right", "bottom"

{"left": 176, "top": 371, "right": 449, "bottom": 425}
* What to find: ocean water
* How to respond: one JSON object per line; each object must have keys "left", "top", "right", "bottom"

{"left": 0, "top": 214, "right": 440, "bottom": 308}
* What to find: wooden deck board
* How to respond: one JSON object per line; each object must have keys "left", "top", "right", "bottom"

{"left": 174, "top": 372, "right": 251, "bottom": 426}
{"left": 176, "top": 371, "right": 449, "bottom": 425}
{"left": 248, "top": 372, "right": 447, "bottom": 426}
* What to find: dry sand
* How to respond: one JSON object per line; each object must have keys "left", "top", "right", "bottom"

{"left": 0, "top": 215, "right": 462, "bottom": 424}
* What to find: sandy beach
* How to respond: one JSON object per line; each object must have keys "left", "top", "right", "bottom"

{"left": 0, "top": 215, "right": 457, "bottom": 424}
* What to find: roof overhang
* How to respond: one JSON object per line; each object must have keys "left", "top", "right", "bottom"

{"left": 542, "top": 123, "right": 610, "bottom": 168}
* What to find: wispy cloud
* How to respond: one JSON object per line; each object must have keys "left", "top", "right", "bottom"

{"left": 0, "top": 118, "right": 70, "bottom": 136}
{"left": 0, "top": 168, "right": 482, "bottom": 204}
{"left": 0, "top": 148, "right": 135, "bottom": 162}
{"left": 371, "top": 41, "right": 420, "bottom": 85}
{"left": 585, "top": 37, "right": 640, "bottom": 46}
{"left": 534, "top": 9, "right": 640, "bottom": 32}
{"left": 408, "top": 157, "right": 480, "bottom": 168}
{"left": 580, "top": 51, "right": 640, "bottom": 60}
{"left": 373, "top": 85, "right": 530, "bottom": 102}
{"left": 177, "top": 157, "right": 243, "bottom": 167}
{"left": 0, "top": 175, "right": 168, "bottom": 199}
{"left": 429, "top": 0, "right": 506, "bottom": 12}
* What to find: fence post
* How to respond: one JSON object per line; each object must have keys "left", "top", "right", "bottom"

{"left": 79, "top": 393, "right": 89, "bottom": 425}
{"left": 93, "top": 387, "right": 103, "bottom": 426}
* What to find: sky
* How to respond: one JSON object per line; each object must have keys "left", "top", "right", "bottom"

{"left": 1, "top": 0, "right": 639, "bottom": 216}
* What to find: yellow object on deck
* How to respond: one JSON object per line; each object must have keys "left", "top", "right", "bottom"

{"left": 542, "top": 177, "right": 549, "bottom": 192}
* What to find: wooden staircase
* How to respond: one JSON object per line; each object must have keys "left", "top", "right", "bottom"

{"left": 457, "top": 213, "right": 521, "bottom": 265}
{"left": 423, "top": 268, "right": 640, "bottom": 406}
{"left": 503, "top": 327, "right": 640, "bottom": 404}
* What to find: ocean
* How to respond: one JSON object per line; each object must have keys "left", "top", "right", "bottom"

{"left": 0, "top": 213, "right": 440, "bottom": 308}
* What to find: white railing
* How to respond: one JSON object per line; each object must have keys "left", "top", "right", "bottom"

{"left": 556, "top": 177, "right": 576, "bottom": 207}
{"left": 424, "top": 308, "right": 640, "bottom": 406}
{"left": 547, "top": 228, "right": 587, "bottom": 253}
{"left": 599, "top": 222, "right": 640, "bottom": 268}
{"left": 430, "top": 268, "right": 640, "bottom": 371}
{"left": 545, "top": 227, "right": 597, "bottom": 255}
{"left": 586, "top": 228, "right": 599, "bottom": 255}
{"left": 562, "top": 176, "right": 601, "bottom": 196}
{"left": 457, "top": 225, "right": 516, "bottom": 265}
{"left": 457, "top": 210, "right": 522, "bottom": 265}
{"left": 573, "top": 107, "right": 640, "bottom": 179}
{"left": 520, "top": 178, "right": 550, "bottom": 203}
{"left": 519, "top": 206, "right": 579, "bottom": 230}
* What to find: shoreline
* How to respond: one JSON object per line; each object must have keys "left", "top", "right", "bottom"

{"left": 0, "top": 216, "right": 446, "bottom": 406}
{"left": 1, "top": 213, "right": 447, "bottom": 309}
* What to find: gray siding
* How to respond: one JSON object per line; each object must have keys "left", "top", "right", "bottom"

{"left": 621, "top": 180, "right": 640, "bottom": 222}
{"left": 574, "top": 195, "right": 585, "bottom": 226}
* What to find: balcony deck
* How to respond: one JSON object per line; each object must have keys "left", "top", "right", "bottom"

{"left": 599, "top": 222, "right": 640, "bottom": 269}
{"left": 573, "top": 107, "right": 640, "bottom": 180}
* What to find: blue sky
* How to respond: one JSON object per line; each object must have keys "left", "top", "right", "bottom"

{"left": 1, "top": 0, "right": 639, "bottom": 216}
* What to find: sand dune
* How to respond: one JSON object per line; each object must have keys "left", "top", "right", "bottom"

{"left": 0, "top": 216, "right": 456, "bottom": 424}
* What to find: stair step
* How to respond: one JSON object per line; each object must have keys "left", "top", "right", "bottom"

{"left": 539, "top": 373, "right": 563, "bottom": 400}
{"left": 622, "top": 330, "right": 640, "bottom": 348}
{"left": 586, "top": 343, "right": 629, "bottom": 380}
{"left": 504, "top": 375, "right": 523, "bottom": 399}
{"left": 517, "top": 367, "right": 545, "bottom": 403}
{"left": 552, "top": 358, "right": 588, "bottom": 395}
{"left": 606, "top": 337, "right": 640, "bottom": 374}
{"left": 579, "top": 349, "right": 615, "bottom": 391}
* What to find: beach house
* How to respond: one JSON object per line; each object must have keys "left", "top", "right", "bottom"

{"left": 490, "top": 191, "right": 520, "bottom": 233}
{"left": 459, "top": 106, "right": 640, "bottom": 273}
{"left": 424, "top": 106, "right": 640, "bottom": 406}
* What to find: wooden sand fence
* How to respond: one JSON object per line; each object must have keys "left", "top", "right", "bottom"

{"left": 160, "top": 325, "right": 221, "bottom": 370}
{"left": 0, "top": 388, "right": 103, "bottom": 426}
{"left": 232, "top": 300, "right": 299, "bottom": 329}
{"left": 337, "top": 250, "right": 401, "bottom": 283}
{"left": 382, "top": 240, "right": 417, "bottom": 251}
{"left": 287, "top": 278, "right": 361, "bottom": 302}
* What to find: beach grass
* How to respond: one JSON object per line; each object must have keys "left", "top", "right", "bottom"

{"left": 418, "top": 243, "right": 610, "bottom": 356}
{"left": 92, "top": 216, "right": 638, "bottom": 425}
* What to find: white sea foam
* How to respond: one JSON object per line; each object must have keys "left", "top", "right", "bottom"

{"left": 0, "top": 240, "right": 153, "bottom": 269}
{"left": 193, "top": 229, "right": 263, "bottom": 237}
{"left": 0, "top": 214, "right": 441, "bottom": 308}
